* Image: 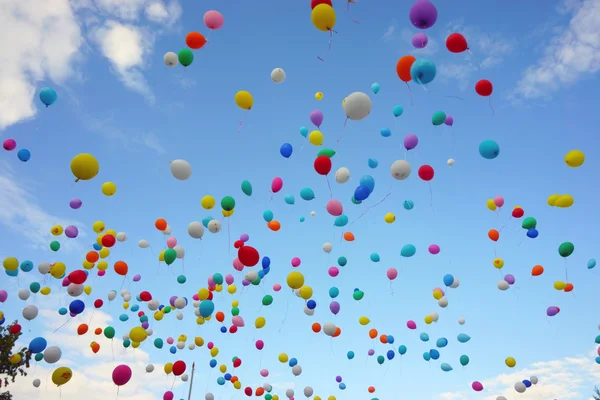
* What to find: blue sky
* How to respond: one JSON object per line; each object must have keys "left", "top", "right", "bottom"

{"left": 1, "top": 0, "right": 600, "bottom": 399}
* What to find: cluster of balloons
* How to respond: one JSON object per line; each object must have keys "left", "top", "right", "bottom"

{"left": 2, "top": 138, "right": 31, "bottom": 162}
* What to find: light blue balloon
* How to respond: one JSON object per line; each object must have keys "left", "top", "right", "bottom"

{"left": 359, "top": 175, "right": 375, "bottom": 193}
{"left": 596, "top": 357, "right": 600, "bottom": 364}
{"left": 119, "top": 314, "right": 129, "bottom": 322}
{"left": 398, "top": 345, "right": 407, "bottom": 355}
{"left": 347, "top": 351, "right": 355, "bottom": 359}
{"left": 588, "top": 258, "right": 596, "bottom": 269}
{"left": 329, "top": 287, "right": 339, "bottom": 298}
{"left": 423, "top": 352, "right": 431, "bottom": 361}
{"left": 443, "top": 274, "right": 454, "bottom": 287}
{"left": 457, "top": 333, "right": 471, "bottom": 343}
{"left": 300, "top": 217, "right": 305, "bottom": 222}
{"left": 17, "top": 149, "right": 31, "bottom": 162}
{"left": 429, "top": 349, "right": 440, "bottom": 360}
{"left": 20, "top": 260, "right": 34, "bottom": 272}
{"left": 368, "top": 159, "right": 378, "bottom": 168}
{"left": 58, "top": 307, "right": 68, "bottom": 315}
{"left": 130, "top": 304, "right": 139, "bottom": 312}
{"left": 199, "top": 300, "right": 215, "bottom": 318}
{"left": 5, "top": 269, "right": 18, "bottom": 277}
{"left": 410, "top": 58, "right": 437, "bottom": 85}
{"left": 300, "top": 188, "right": 315, "bottom": 201}
{"left": 217, "top": 377, "right": 225, "bottom": 385}
{"left": 479, "top": 140, "right": 500, "bottom": 159}
{"left": 419, "top": 332, "right": 429, "bottom": 342}
{"left": 380, "top": 128, "right": 391, "bottom": 137}
{"left": 263, "top": 210, "right": 274, "bottom": 222}
{"left": 334, "top": 215, "right": 348, "bottom": 227}
{"left": 39, "top": 87, "right": 57, "bottom": 107}
{"left": 403, "top": 200, "right": 414, "bottom": 210}
{"left": 401, "top": 244, "right": 416, "bottom": 258}
{"left": 370, "top": 253, "right": 380, "bottom": 262}
{"left": 393, "top": 105, "right": 403, "bottom": 117}
{"left": 371, "top": 82, "right": 381, "bottom": 94}
{"left": 288, "top": 358, "right": 298, "bottom": 367}
{"left": 440, "top": 363, "right": 453, "bottom": 372}
{"left": 284, "top": 194, "right": 295, "bottom": 205}
{"left": 436, "top": 338, "right": 448, "bottom": 348}
{"left": 202, "top": 216, "right": 213, "bottom": 228}
{"left": 386, "top": 335, "right": 395, "bottom": 344}
{"left": 300, "top": 126, "right": 309, "bottom": 138}
{"left": 339, "top": 383, "right": 346, "bottom": 390}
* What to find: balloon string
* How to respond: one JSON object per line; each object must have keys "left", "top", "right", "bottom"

{"left": 237, "top": 117, "right": 245, "bottom": 134}
{"left": 53, "top": 318, "right": 71, "bottom": 333}
{"left": 428, "top": 183, "right": 435, "bottom": 216}
{"left": 351, "top": 188, "right": 393, "bottom": 224}
{"left": 317, "top": 29, "right": 336, "bottom": 62}
{"left": 488, "top": 97, "right": 495, "bottom": 115}
{"left": 405, "top": 82, "right": 413, "bottom": 105}
{"left": 227, "top": 219, "right": 231, "bottom": 255}
{"left": 325, "top": 176, "right": 333, "bottom": 198}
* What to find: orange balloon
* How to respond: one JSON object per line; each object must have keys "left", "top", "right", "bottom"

{"left": 77, "top": 323, "right": 89, "bottom": 335}
{"left": 488, "top": 229, "right": 499, "bottom": 242}
{"left": 311, "top": 322, "right": 321, "bottom": 333}
{"left": 343, "top": 231, "right": 355, "bottom": 241}
{"left": 531, "top": 265, "right": 544, "bottom": 276}
{"left": 379, "top": 334, "right": 387, "bottom": 344}
{"left": 267, "top": 220, "right": 281, "bottom": 231}
{"left": 155, "top": 218, "right": 167, "bottom": 231}
{"left": 91, "top": 342, "right": 100, "bottom": 354}
{"left": 368, "top": 328, "right": 378, "bottom": 339}
{"left": 564, "top": 283, "right": 574, "bottom": 292}
{"left": 368, "top": 386, "right": 375, "bottom": 393}
{"left": 94, "top": 327, "right": 102, "bottom": 335}
{"left": 333, "top": 327, "right": 341, "bottom": 337}
{"left": 255, "top": 387, "right": 265, "bottom": 396}
{"left": 396, "top": 55, "right": 416, "bottom": 82}
{"left": 230, "top": 376, "right": 238, "bottom": 383}
{"left": 114, "top": 260, "right": 128, "bottom": 276}
{"left": 186, "top": 32, "right": 207, "bottom": 49}
{"left": 86, "top": 251, "right": 99, "bottom": 263}
{"left": 215, "top": 311, "right": 225, "bottom": 323}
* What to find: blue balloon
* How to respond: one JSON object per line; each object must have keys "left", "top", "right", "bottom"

{"left": 209, "top": 359, "right": 217, "bottom": 368}
{"left": 386, "top": 335, "right": 395, "bottom": 344}
{"left": 263, "top": 210, "right": 274, "bottom": 222}
{"left": 380, "top": 128, "right": 391, "bottom": 137}
{"left": 280, "top": 143, "right": 293, "bottom": 158}
{"left": 5, "top": 269, "right": 18, "bottom": 277}
{"left": 339, "top": 383, "right": 346, "bottom": 390}
{"left": 69, "top": 299, "right": 85, "bottom": 315}
{"left": 220, "top": 326, "right": 227, "bottom": 333}
{"left": 199, "top": 300, "right": 215, "bottom": 318}
{"left": 20, "top": 260, "right": 33, "bottom": 272}
{"left": 393, "top": 105, "right": 404, "bottom": 117}
{"left": 58, "top": 307, "right": 68, "bottom": 315}
{"left": 329, "top": 287, "right": 339, "bottom": 298}
{"left": 403, "top": 200, "right": 414, "bottom": 210}
{"left": 596, "top": 357, "right": 600, "bottom": 364}
{"left": 262, "top": 257, "right": 271, "bottom": 268}
{"left": 368, "top": 158, "right": 378, "bottom": 168}
{"left": 300, "top": 216, "right": 305, "bottom": 222}
{"left": 263, "top": 266, "right": 270, "bottom": 275}
{"left": 224, "top": 373, "right": 232, "bottom": 380}
{"left": 288, "top": 358, "right": 298, "bottom": 367}
{"left": 429, "top": 349, "right": 440, "bottom": 360}
{"left": 347, "top": 351, "right": 355, "bottom": 359}
{"left": 29, "top": 337, "right": 47, "bottom": 353}
{"left": 217, "top": 376, "right": 225, "bottom": 385}
{"left": 119, "top": 314, "right": 129, "bottom": 322}
{"left": 300, "top": 126, "right": 309, "bottom": 138}
{"left": 300, "top": 188, "right": 315, "bottom": 201}
{"left": 386, "top": 350, "right": 395, "bottom": 360}
{"left": 0, "top": 318, "right": 4, "bottom": 326}
{"left": 284, "top": 194, "right": 295, "bottom": 205}
{"left": 423, "top": 352, "right": 431, "bottom": 361}
{"left": 370, "top": 253, "right": 380, "bottom": 262}
{"left": 202, "top": 216, "right": 213, "bottom": 228}
{"left": 457, "top": 333, "right": 471, "bottom": 343}
{"left": 371, "top": 82, "right": 381, "bottom": 94}
{"left": 170, "top": 346, "right": 177, "bottom": 354}
{"left": 354, "top": 185, "right": 371, "bottom": 201}
{"left": 440, "top": 363, "right": 453, "bottom": 372}
{"left": 306, "top": 299, "right": 316, "bottom": 309}
{"left": 359, "top": 175, "right": 375, "bottom": 193}
{"left": 398, "top": 345, "right": 407, "bottom": 355}
{"left": 123, "top": 339, "right": 131, "bottom": 348}
{"left": 588, "top": 258, "right": 597, "bottom": 269}
{"left": 479, "top": 140, "right": 500, "bottom": 159}
{"left": 443, "top": 274, "right": 454, "bottom": 287}
{"left": 436, "top": 338, "right": 448, "bottom": 348}
{"left": 420, "top": 333, "right": 429, "bottom": 342}
{"left": 334, "top": 215, "right": 348, "bottom": 227}
{"left": 401, "top": 244, "right": 416, "bottom": 258}
{"left": 93, "top": 243, "right": 102, "bottom": 250}
{"left": 526, "top": 228, "right": 539, "bottom": 238}
{"left": 130, "top": 304, "right": 139, "bottom": 312}
{"left": 39, "top": 87, "right": 57, "bottom": 107}
{"left": 523, "top": 380, "right": 532, "bottom": 388}
{"left": 17, "top": 149, "right": 31, "bottom": 162}
{"left": 257, "top": 270, "right": 265, "bottom": 279}
{"left": 410, "top": 58, "right": 437, "bottom": 85}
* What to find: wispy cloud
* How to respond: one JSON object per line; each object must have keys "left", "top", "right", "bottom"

{"left": 382, "top": 22, "right": 396, "bottom": 40}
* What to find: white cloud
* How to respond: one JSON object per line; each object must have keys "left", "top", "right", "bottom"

{"left": 0, "top": 0, "right": 84, "bottom": 130}
{"left": 437, "top": 63, "right": 477, "bottom": 91}
{"left": 94, "top": 0, "right": 146, "bottom": 20}
{"left": 0, "top": 162, "right": 86, "bottom": 253}
{"left": 145, "top": 0, "right": 181, "bottom": 25}
{"left": 513, "top": 0, "right": 600, "bottom": 100}
{"left": 382, "top": 23, "right": 396, "bottom": 40}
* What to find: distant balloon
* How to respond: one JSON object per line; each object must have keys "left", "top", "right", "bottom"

{"left": 412, "top": 33, "right": 428, "bottom": 48}
{"left": 39, "top": 87, "right": 57, "bottom": 107}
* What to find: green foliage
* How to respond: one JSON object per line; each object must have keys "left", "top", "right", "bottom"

{"left": 594, "top": 386, "right": 600, "bottom": 400}
{"left": 0, "top": 321, "right": 31, "bottom": 396}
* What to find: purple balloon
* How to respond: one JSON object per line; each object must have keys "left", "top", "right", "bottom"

{"left": 0, "top": 289, "right": 8, "bottom": 303}
{"left": 310, "top": 110, "right": 324, "bottom": 128}
{"left": 69, "top": 198, "right": 82, "bottom": 209}
{"left": 65, "top": 225, "right": 78, "bottom": 238}
{"left": 335, "top": 376, "right": 342, "bottom": 383}
{"left": 70, "top": 312, "right": 76, "bottom": 317}
{"left": 242, "top": 279, "right": 250, "bottom": 286}
{"left": 409, "top": 0, "right": 438, "bottom": 29}
{"left": 546, "top": 306, "right": 559, "bottom": 317}
{"left": 428, "top": 244, "right": 440, "bottom": 254}
{"left": 329, "top": 301, "right": 340, "bottom": 315}
{"left": 367, "top": 349, "right": 375, "bottom": 356}
{"left": 444, "top": 115, "right": 454, "bottom": 126}
{"left": 132, "top": 274, "right": 141, "bottom": 282}
{"left": 239, "top": 233, "right": 249, "bottom": 242}
{"left": 504, "top": 274, "right": 516, "bottom": 285}
{"left": 169, "top": 296, "right": 177, "bottom": 306}
{"left": 62, "top": 277, "right": 71, "bottom": 287}
{"left": 411, "top": 33, "right": 428, "bottom": 48}
{"left": 141, "top": 321, "right": 150, "bottom": 329}
{"left": 403, "top": 134, "right": 419, "bottom": 151}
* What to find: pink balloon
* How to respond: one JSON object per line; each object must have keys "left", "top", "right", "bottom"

{"left": 271, "top": 177, "right": 283, "bottom": 193}
{"left": 0, "top": 290, "right": 8, "bottom": 302}
{"left": 291, "top": 257, "right": 301, "bottom": 267}
{"left": 62, "top": 277, "right": 70, "bottom": 287}
{"left": 272, "top": 283, "right": 282, "bottom": 291}
{"left": 328, "top": 266, "right": 339, "bottom": 277}
{"left": 166, "top": 337, "right": 174, "bottom": 344}
{"left": 406, "top": 320, "right": 417, "bottom": 330}
{"left": 240, "top": 233, "right": 249, "bottom": 242}
{"left": 232, "top": 258, "right": 244, "bottom": 272}
{"left": 2, "top": 139, "right": 16, "bottom": 151}
{"left": 207, "top": 276, "right": 215, "bottom": 286}
{"left": 163, "top": 391, "right": 174, "bottom": 400}
{"left": 428, "top": 244, "right": 440, "bottom": 255}
{"left": 132, "top": 274, "right": 141, "bottom": 282}
{"left": 208, "top": 282, "right": 216, "bottom": 290}
{"left": 232, "top": 315, "right": 245, "bottom": 327}
{"left": 192, "top": 294, "right": 199, "bottom": 301}
{"left": 98, "top": 270, "right": 106, "bottom": 276}
{"left": 255, "top": 340, "right": 264, "bottom": 350}
{"left": 207, "top": 342, "right": 214, "bottom": 349}
{"left": 326, "top": 199, "right": 343, "bottom": 216}
{"left": 260, "top": 369, "right": 269, "bottom": 377}
{"left": 225, "top": 274, "right": 234, "bottom": 285}
{"left": 112, "top": 364, "right": 132, "bottom": 386}
{"left": 204, "top": 10, "right": 224, "bottom": 30}
{"left": 494, "top": 196, "right": 504, "bottom": 207}
{"left": 166, "top": 237, "right": 177, "bottom": 249}
{"left": 597, "top": 347, "right": 600, "bottom": 356}
{"left": 386, "top": 268, "right": 398, "bottom": 280}
{"left": 471, "top": 381, "right": 483, "bottom": 391}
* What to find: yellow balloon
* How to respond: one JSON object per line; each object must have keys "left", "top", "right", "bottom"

{"left": 233, "top": 381, "right": 241, "bottom": 389}
{"left": 227, "top": 284, "right": 237, "bottom": 294}
{"left": 255, "top": 316, "right": 266, "bottom": 329}
{"left": 555, "top": 194, "right": 574, "bottom": 208}
{"left": 97, "top": 261, "right": 108, "bottom": 271}
{"left": 272, "top": 396, "right": 279, "bottom": 400}
{"left": 547, "top": 194, "right": 560, "bottom": 206}
{"left": 0, "top": 312, "right": 3, "bottom": 321}
{"left": 92, "top": 221, "right": 105, "bottom": 233}
{"left": 51, "top": 366, "right": 73, "bottom": 386}
{"left": 358, "top": 316, "right": 370, "bottom": 326}
{"left": 342, "top": 98, "right": 347, "bottom": 109}
{"left": 96, "top": 234, "right": 105, "bottom": 246}
{"left": 130, "top": 326, "right": 148, "bottom": 342}
{"left": 123, "top": 302, "right": 129, "bottom": 310}
{"left": 299, "top": 285, "right": 313, "bottom": 300}
{"left": 154, "top": 311, "right": 164, "bottom": 321}
{"left": 198, "top": 288, "right": 209, "bottom": 300}
{"left": 486, "top": 199, "right": 497, "bottom": 211}
{"left": 232, "top": 300, "right": 239, "bottom": 307}
{"left": 50, "top": 262, "right": 66, "bottom": 278}
{"left": 178, "top": 334, "right": 187, "bottom": 342}
{"left": 328, "top": 396, "right": 336, "bottom": 400}
{"left": 132, "top": 341, "right": 140, "bottom": 348}
{"left": 286, "top": 271, "right": 305, "bottom": 289}
{"left": 278, "top": 353, "right": 289, "bottom": 363}
{"left": 315, "top": 92, "right": 323, "bottom": 100}
{"left": 215, "top": 284, "right": 223, "bottom": 293}
{"left": 235, "top": 91, "right": 254, "bottom": 110}
{"left": 201, "top": 195, "right": 216, "bottom": 210}
{"left": 311, "top": 4, "right": 336, "bottom": 31}
{"left": 105, "top": 229, "right": 117, "bottom": 238}
{"left": 505, "top": 357, "right": 516, "bottom": 368}
{"left": 564, "top": 149, "right": 584, "bottom": 168}
{"left": 554, "top": 281, "right": 566, "bottom": 290}
{"left": 84, "top": 286, "right": 92, "bottom": 295}
{"left": 194, "top": 337, "right": 204, "bottom": 347}
{"left": 384, "top": 212, "right": 395, "bottom": 223}
{"left": 308, "top": 130, "right": 324, "bottom": 146}
{"left": 71, "top": 154, "right": 99, "bottom": 182}
{"left": 315, "top": 397, "right": 321, "bottom": 400}
{"left": 99, "top": 247, "right": 110, "bottom": 259}
{"left": 9, "top": 354, "right": 21, "bottom": 364}
{"left": 210, "top": 347, "right": 219, "bottom": 357}
{"left": 51, "top": 225, "right": 64, "bottom": 236}
{"left": 433, "top": 289, "right": 443, "bottom": 300}
{"left": 219, "top": 364, "right": 227, "bottom": 373}
{"left": 196, "top": 317, "right": 205, "bottom": 325}
{"left": 222, "top": 209, "right": 234, "bottom": 218}
{"left": 493, "top": 258, "right": 504, "bottom": 269}
{"left": 159, "top": 250, "right": 165, "bottom": 262}
{"left": 164, "top": 362, "right": 173, "bottom": 374}
{"left": 40, "top": 287, "right": 51, "bottom": 295}
{"left": 101, "top": 182, "right": 117, "bottom": 196}
{"left": 83, "top": 260, "right": 95, "bottom": 270}
{"left": 3, "top": 257, "right": 18, "bottom": 271}
{"left": 424, "top": 315, "right": 433, "bottom": 324}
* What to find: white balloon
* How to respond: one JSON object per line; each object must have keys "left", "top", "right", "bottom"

{"left": 164, "top": 51, "right": 178, "bottom": 67}
{"left": 390, "top": 160, "right": 411, "bottom": 180}
{"left": 181, "top": 373, "right": 189, "bottom": 382}
{"left": 123, "top": 293, "right": 132, "bottom": 302}
{"left": 429, "top": 311, "right": 439, "bottom": 322}
{"left": 271, "top": 68, "right": 286, "bottom": 83}
{"left": 163, "top": 225, "right": 172, "bottom": 235}
{"left": 120, "top": 289, "right": 130, "bottom": 297}
{"left": 514, "top": 382, "right": 526, "bottom": 393}
{"left": 174, "top": 245, "right": 185, "bottom": 259}
{"left": 43, "top": 346, "right": 62, "bottom": 364}
{"left": 174, "top": 297, "right": 186, "bottom": 309}
{"left": 343, "top": 92, "right": 372, "bottom": 120}
{"left": 188, "top": 343, "right": 196, "bottom": 350}
{"left": 146, "top": 364, "right": 154, "bottom": 373}
{"left": 458, "top": 317, "right": 465, "bottom": 325}
{"left": 108, "top": 290, "right": 117, "bottom": 301}
{"left": 323, "top": 322, "right": 336, "bottom": 336}
{"left": 310, "top": 211, "right": 316, "bottom": 216}
{"left": 188, "top": 222, "right": 205, "bottom": 239}
{"left": 194, "top": 309, "right": 201, "bottom": 317}
{"left": 496, "top": 397, "right": 507, "bottom": 400}
{"left": 116, "top": 232, "right": 127, "bottom": 242}
{"left": 146, "top": 328, "right": 153, "bottom": 336}
{"left": 294, "top": 289, "right": 302, "bottom": 298}
{"left": 170, "top": 159, "right": 192, "bottom": 180}
{"left": 335, "top": 167, "right": 350, "bottom": 183}
{"left": 303, "top": 386, "right": 314, "bottom": 397}
{"left": 245, "top": 270, "right": 258, "bottom": 282}
{"left": 291, "top": 365, "right": 302, "bottom": 376}
{"left": 530, "top": 376, "right": 538, "bottom": 385}
{"left": 286, "top": 389, "right": 295, "bottom": 398}
{"left": 176, "top": 341, "right": 185, "bottom": 348}
{"left": 437, "top": 297, "right": 448, "bottom": 308}
{"left": 447, "top": 158, "right": 455, "bottom": 166}
{"left": 449, "top": 278, "right": 460, "bottom": 288}
{"left": 322, "top": 242, "right": 333, "bottom": 253}
{"left": 303, "top": 306, "right": 315, "bottom": 316}
{"left": 497, "top": 280, "right": 510, "bottom": 291}
{"left": 148, "top": 299, "right": 159, "bottom": 310}
{"left": 18, "top": 288, "right": 30, "bottom": 301}
{"left": 208, "top": 219, "right": 221, "bottom": 233}
{"left": 205, "top": 393, "right": 215, "bottom": 400}
{"left": 22, "top": 305, "right": 38, "bottom": 321}
{"left": 262, "top": 384, "right": 272, "bottom": 392}
{"left": 176, "top": 312, "right": 183, "bottom": 321}
{"left": 32, "top": 378, "right": 41, "bottom": 387}
{"left": 192, "top": 301, "right": 200, "bottom": 308}
{"left": 138, "top": 239, "right": 150, "bottom": 248}
{"left": 67, "top": 284, "right": 84, "bottom": 297}
{"left": 38, "top": 262, "right": 50, "bottom": 275}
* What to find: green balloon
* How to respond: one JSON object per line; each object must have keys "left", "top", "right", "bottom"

{"left": 377, "top": 355, "right": 385, "bottom": 364}
{"left": 459, "top": 355, "right": 469, "bottom": 366}
{"left": 164, "top": 248, "right": 177, "bottom": 265}
{"left": 231, "top": 307, "right": 240, "bottom": 316}
{"left": 50, "top": 241, "right": 60, "bottom": 251}
{"left": 163, "top": 306, "right": 171, "bottom": 314}
{"left": 29, "top": 282, "right": 40, "bottom": 293}
{"left": 221, "top": 196, "right": 235, "bottom": 211}
{"left": 251, "top": 277, "right": 261, "bottom": 286}
{"left": 265, "top": 394, "right": 272, "bottom": 400}
{"left": 353, "top": 290, "right": 364, "bottom": 300}
{"left": 154, "top": 338, "right": 163, "bottom": 349}
{"left": 351, "top": 196, "right": 362, "bottom": 205}
{"left": 241, "top": 180, "right": 253, "bottom": 196}
{"left": 104, "top": 326, "right": 115, "bottom": 339}
{"left": 34, "top": 353, "right": 43, "bottom": 362}
{"left": 432, "top": 111, "right": 446, "bottom": 126}
{"left": 558, "top": 242, "right": 574, "bottom": 257}
{"left": 123, "top": 339, "right": 131, "bottom": 348}
{"left": 177, "top": 275, "right": 186, "bottom": 284}
{"left": 522, "top": 217, "right": 537, "bottom": 230}
{"left": 337, "top": 256, "right": 347, "bottom": 267}
{"left": 213, "top": 273, "right": 224, "bottom": 285}
{"left": 317, "top": 148, "right": 336, "bottom": 158}
{"left": 262, "top": 295, "right": 273, "bottom": 306}
{"left": 178, "top": 49, "right": 194, "bottom": 67}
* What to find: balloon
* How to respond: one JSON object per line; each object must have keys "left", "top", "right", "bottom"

{"left": 472, "top": 381, "right": 483, "bottom": 392}
{"left": 39, "top": 87, "right": 58, "bottom": 107}
{"left": 428, "top": 244, "right": 440, "bottom": 254}
{"left": 409, "top": 0, "right": 438, "bottom": 29}
{"left": 396, "top": 55, "right": 416, "bottom": 82}
{"left": 457, "top": 333, "right": 471, "bottom": 343}
{"left": 163, "top": 52, "right": 178, "bottom": 67}
{"left": 564, "top": 150, "right": 585, "bottom": 167}
{"left": 29, "top": 337, "right": 47, "bottom": 353}
{"left": 51, "top": 366, "right": 72, "bottom": 386}
{"left": 70, "top": 154, "right": 99, "bottom": 182}
{"left": 311, "top": 4, "right": 336, "bottom": 31}
{"left": 241, "top": 180, "right": 253, "bottom": 196}
{"left": 178, "top": 49, "right": 194, "bottom": 67}
{"left": 271, "top": 177, "right": 283, "bottom": 193}
{"left": 101, "top": 182, "right": 117, "bottom": 196}
{"left": 170, "top": 160, "right": 192, "bottom": 180}
{"left": 588, "top": 259, "right": 596, "bottom": 269}
{"left": 300, "top": 188, "right": 315, "bottom": 200}
{"left": 314, "top": 156, "right": 332, "bottom": 175}
{"left": 445, "top": 115, "right": 454, "bottom": 126}
{"left": 475, "top": 79, "right": 493, "bottom": 96}
{"left": 418, "top": 165, "right": 434, "bottom": 181}
{"left": 308, "top": 130, "right": 324, "bottom": 145}
{"left": 317, "top": 148, "right": 336, "bottom": 158}
{"left": 17, "top": 149, "right": 31, "bottom": 162}
{"left": 186, "top": 32, "right": 206, "bottom": 49}
{"left": 188, "top": 222, "right": 205, "bottom": 239}
{"left": 412, "top": 33, "right": 428, "bottom": 48}
{"left": 386, "top": 268, "right": 398, "bottom": 280}
{"left": 381, "top": 128, "right": 391, "bottom": 137}
{"left": 371, "top": 82, "right": 381, "bottom": 94}
{"left": 446, "top": 33, "right": 468, "bottom": 53}
{"left": 315, "top": 91, "right": 323, "bottom": 100}
{"left": 558, "top": 242, "right": 574, "bottom": 257}
{"left": 3, "top": 138, "right": 16, "bottom": 151}
{"left": 310, "top": 109, "right": 324, "bottom": 127}
{"left": 335, "top": 167, "right": 350, "bottom": 183}
{"left": 204, "top": 10, "right": 224, "bottom": 30}
{"left": 505, "top": 357, "right": 516, "bottom": 368}
{"left": 271, "top": 68, "right": 286, "bottom": 83}
{"left": 410, "top": 58, "right": 436, "bottom": 85}
{"left": 432, "top": 111, "right": 446, "bottom": 126}
{"left": 235, "top": 91, "right": 253, "bottom": 110}
{"left": 479, "top": 140, "right": 500, "bottom": 159}
{"left": 403, "top": 134, "right": 418, "bottom": 151}
{"left": 343, "top": 92, "right": 372, "bottom": 120}
{"left": 514, "top": 382, "right": 526, "bottom": 393}
{"left": 401, "top": 244, "right": 416, "bottom": 257}
{"left": 280, "top": 143, "right": 293, "bottom": 158}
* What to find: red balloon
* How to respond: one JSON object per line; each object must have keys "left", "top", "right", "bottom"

{"left": 101, "top": 234, "right": 116, "bottom": 248}
{"left": 244, "top": 387, "right": 252, "bottom": 396}
{"left": 446, "top": 33, "right": 468, "bottom": 53}
{"left": 238, "top": 246, "right": 259, "bottom": 267}
{"left": 311, "top": 0, "right": 332, "bottom": 9}
{"left": 314, "top": 155, "right": 332, "bottom": 175}
{"left": 207, "top": 291, "right": 214, "bottom": 300}
{"left": 138, "top": 311, "right": 145, "bottom": 317}
{"left": 140, "top": 291, "right": 152, "bottom": 302}
{"left": 9, "top": 323, "right": 21, "bottom": 335}
{"left": 68, "top": 270, "right": 87, "bottom": 285}
{"left": 512, "top": 208, "right": 524, "bottom": 218}
{"left": 233, "top": 358, "right": 242, "bottom": 368}
{"left": 418, "top": 165, "right": 434, "bottom": 181}
{"left": 233, "top": 240, "right": 244, "bottom": 249}
{"left": 94, "top": 299, "right": 104, "bottom": 308}
{"left": 475, "top": 79, "right": 493, "bottom": 96}
{"left": 172, "top": 360, "right": 186, "bottom": 376}
{"left": 229, "top": 325, "right": 238, "bottom": 334}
